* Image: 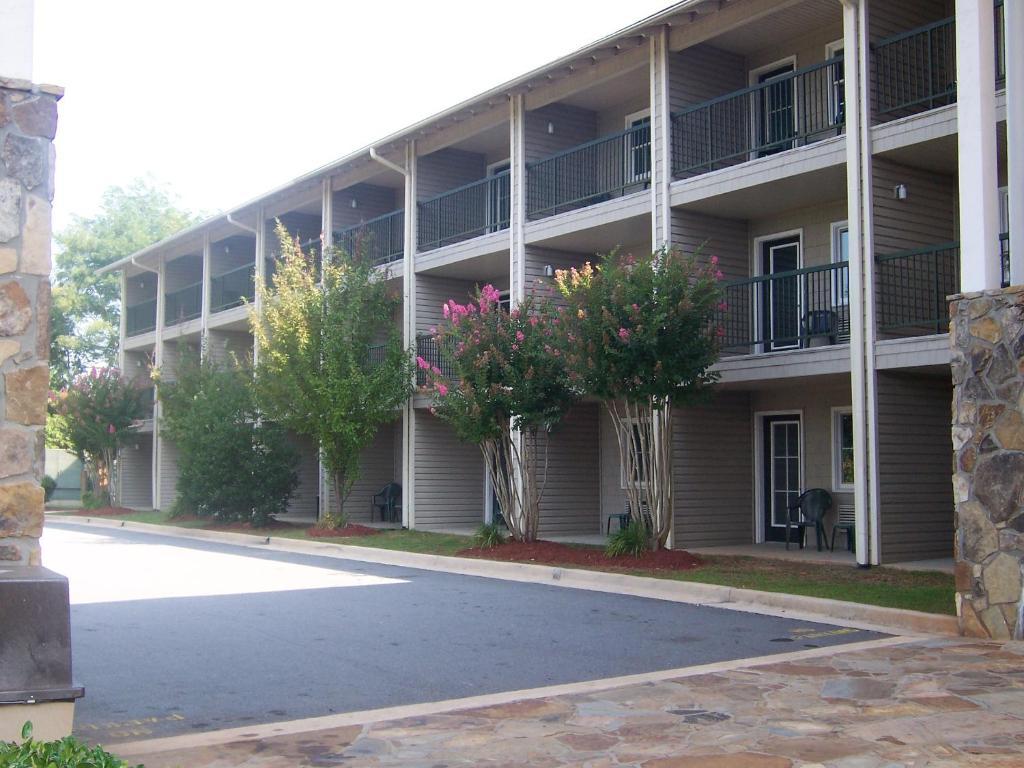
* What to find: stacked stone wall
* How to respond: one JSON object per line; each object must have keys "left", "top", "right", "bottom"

{"left": 951, "top": 285, "right": 1024, "bottom": 639}
{"left": 0, "top": 77, "right": 59, "bottom": 566}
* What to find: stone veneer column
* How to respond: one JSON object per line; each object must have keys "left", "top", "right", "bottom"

{"left": 951, "top": 285, "right": 1024, "bottom": 639}
{"left": 0, "top": 77, "right": 60, "bottom": 566}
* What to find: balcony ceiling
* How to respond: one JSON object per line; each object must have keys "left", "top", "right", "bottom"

{"left": 420, "top": 249, "right": 509, "bottom": 282}
{"left": 448, "top": 121, "right": 511, "bottom": 159}
{"left": 556, "top": 66, "right": 649, "bottom": 113}
{"left": 678, "top": 162, "right": 847, "bottom": 219}
{"left": 708, "top": 0, "right": 840, "bottom": 57}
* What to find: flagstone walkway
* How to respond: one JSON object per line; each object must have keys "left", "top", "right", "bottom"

{"left": 120, "top": 637, "right": 1024, "bottom": 767}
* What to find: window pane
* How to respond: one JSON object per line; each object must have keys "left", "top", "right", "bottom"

{"left": 837, "top": 412, "right": 855, "bottom": 486}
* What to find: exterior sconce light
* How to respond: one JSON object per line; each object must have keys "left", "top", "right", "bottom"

{"left": 543, "top": 264, "right": 555, "bottom": 278}
{"left": 547, "top": 121, "right": 555, "bottom": 135}
{"left": 894, "top": 183, "right": 908, "bottom": 200}
{"left": 351, "top": 198, "right": 358, "bottom": 208}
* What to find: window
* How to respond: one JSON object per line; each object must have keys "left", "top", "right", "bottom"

{"left": 832, "top": 408, "right": 855, "bottom": 491}
{"left": 619, "top": 420, "right": 648, "bottom": 488}
{"left": 624, "top": 109, "right": 651, "bottom": 183}
{"left": 831, "top": 221, "right": 849, "bottom": 306}
{"left": 826, "top": 40, "right": 845, "bottom": 127}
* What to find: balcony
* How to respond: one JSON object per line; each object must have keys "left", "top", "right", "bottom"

{"left": 136, "top": 385, "right": 156, "bottom": 421}
{"left": 164, "top": 282, "right": 202, "bottom": 327}
{"left": 872, "top": 18, "right": 956, "bottom": 121}
{"left": 672, "top": 56, "right": 844, "bottom": 179}
{"left": 415, "top": 334, "right": 456, "bottom": 386}
{"left": 527, "top": 124, "right": 650, "bottom": 219}
{"left": 418, "top": 172, "right": 509, "bottom": 251}
{"left": 125, "top": 298, "right": 157, "bottom": 336}
{"left": 875, "top": 243, "right": 960, "bottom": 336}
{"left": 210, "top": 264, "right": 254, "bottom": 313}
{"left": 336, "top": 209, "right": 404, "bottom": 265}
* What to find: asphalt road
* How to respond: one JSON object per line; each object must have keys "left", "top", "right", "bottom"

{"left": 43, "top": 521, "right": 885, "bottom": 744}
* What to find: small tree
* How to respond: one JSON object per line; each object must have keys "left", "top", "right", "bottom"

{"left": 422, "top": 286, "right": 576, "bottom": 542}
{"left": 158, "top": 353, "right": 299, "bottom": 526}
{"left": 48, "top": 367, "right": 147, "bottom": 506}
{"left": 253, "top": 225, "right": 413, "bottom": 527}
{"left": 555, "top": 249, "right": 724, "bottom": 550}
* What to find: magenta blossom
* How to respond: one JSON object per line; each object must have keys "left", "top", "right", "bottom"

{"left": 416, "top": 356, "right": 431, "bottom": 370}
{"left": 618, "top": 327, "right": 631, "bottom": 341}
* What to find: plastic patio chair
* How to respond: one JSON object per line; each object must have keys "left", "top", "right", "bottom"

{"left": 785, "top": 488, "right": 832, "bottom": 551}
{"left": 371, "top": 482, "right": 402, "bottom": 523}
{"left": 831, "top": 504, "right": 856, "bottom": 553}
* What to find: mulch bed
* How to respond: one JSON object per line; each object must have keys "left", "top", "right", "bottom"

{"left": 68, "top": 506, "right": 136, "bottom": 517}
{"left": 307, "top": 524, "right": 381, "bottom": 538}
{"left": 458, "top": 540, "right": 702, "bottom": 571}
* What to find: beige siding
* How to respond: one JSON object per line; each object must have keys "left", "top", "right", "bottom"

{"left": 537, "top": 403, "right": 601, "bottom": 535}
{"left": 125, "top": 271, "right": 157, "bottom": 307}
{"left": 414, "top": 410, "right": 484, "bottom": 530}
{"left": 416, "top": 274, "right": 476, "bottom": 335}
{"left": 524, "top": 246, "right": 588, "bottom": 301}
{"left": 873, "top": 159, "right": 956, "bottom": 254}
{"left": 345, "top": 422, "right": 398, "bottom": 523}
{"left": 669, "top": 44, "right": 746, "bottom": 112}
{"left": 596, "top": 96, "right": 650, "bottom": 138}
{"left": 417, "top": 148, "right": 487, "bottom": 201}
{"left": 747, "top": 19, "right": 843, "bottom": 74}
{"left": 206, "top": 330, "right": 252, "bottom": 368}
{"left": 671, "top": 209, "right": 749, "bottom": 280}
{"left": 599, "top": 406, "right": 626, "bottom": 529}
{"left": 156, "top": 437, "right": 180, "bottom": 512}
{"left": 876, "top": 372, "right": 953, "bottom": 562}
{"left": 750, "top": 200, "right": 848, "bottom": 269}
{"left": 118, "top": 436, "right": 153, "bottom": 509}
{"left": 332, "top": 183, "right": 401, "bottom": 231}
{"left": 525, "top": 104, "right": 597, "bottom": 163}
{"left": 210, "top": 235, "right": 255, "bottom": 274}
{"left": 869, "top": 0, "right": 951, "bottom": 41}
{"left": 164, "top": 253, "right": 202, "bottom": 292}
{"left": 674, "top": 391, "right": 754, "bottom": 548}
{"left": 287, "top": 432, "right": 320, "bottom": 520}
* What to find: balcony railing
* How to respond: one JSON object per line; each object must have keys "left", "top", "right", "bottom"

{"left": 367, "top": 343, "right": 388, "bottom": 367}
{"left": 136, "top": 385, "right": 156, "bottom": 421}
{"left": 210, "top": 264, "right": 254, "bottom": 313}
{"left": 418, "top": 172, "right": 510, "bottom": 251}
{"left": 875, "top": 242, "right": 960, "bottom": 335}
{"left": 672, "top": 56, "right": 844, "bottom": 178}
{"left": 125, "top": 298, "right": 157, "bottom": 336}
{"left": 415, "top": 334, "right": 457, "bottom": 386}
{"left": 1000, "top": 231, "right": 1010, "bottom": 288}
{"left": 873, "top": 17, "right": 956, "bottom": 120}
{"left": 718, "top": 262, "right": 850, "bottom": 355}
{"left": 527, "top": 123, "right": 651, "bottom": 219}
{"left": 164, "top": 282, "right": 202, "bottom": 326}
{"left": 336, "top": 209, "right": 404, "bottom": 265}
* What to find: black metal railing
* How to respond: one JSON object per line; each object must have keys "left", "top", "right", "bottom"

{"left": 210, "top": 264, "right": 255, "bottom": 313}
{"left": 672, "top": 56, "right": 844, "bottom": 178}
{"left": 718, "top": 262, "right": 850, "bottom": 355}
{"left": 164, "top": 282, "right": 202, "bottom": 326}
{"left": 996, "top": 0, "right": 1006, "bottom": 89}
{"left": 125, "top": 298, "right": 157, "bottom": 336}
{"left": 367, "top": 343, "right": 388, "bottom": 367}
{"left": 875, "top": 242, "right": 960, "bottom": 335}
{"left": 336, "top": 209, "right": 404, "bottom": 265}
{"left": 1000, "top": 231, "right": 1010, "bottom": 288}
{"left": 415, "top": 334, "right": 457, "bottom": 386}
{"left": 527, "top": 123, "right": 651, "bottom": 218}
{"left": 873, "top": 17, "right": 956, "bottom": 120}
{"left": 418, "top": 172, "right": 510, "bottom": 251}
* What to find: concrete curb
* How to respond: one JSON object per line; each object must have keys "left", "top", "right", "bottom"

{"left": 48, "top": 516, "right": 959, "bottom": 637}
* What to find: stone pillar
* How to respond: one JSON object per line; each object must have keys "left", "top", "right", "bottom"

{"left": 951, "top": 285, "right": 1024, "bottom": 639}
{"left": 0, "top": 77, "right": 60, "bottom": 567}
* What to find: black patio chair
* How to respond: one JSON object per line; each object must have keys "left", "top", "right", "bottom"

{"left": 831, "top": 504, "right": 856, "bottom": 553}
{"left": 785, "top": 488, "right": 832, "bottom": 551}
{"left": 371, "top": 482, "right": 402, "bottom": 523}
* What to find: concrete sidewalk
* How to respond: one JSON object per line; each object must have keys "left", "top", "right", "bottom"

{"left": 115, "top": 637, "right": 1024, "bottom": 767}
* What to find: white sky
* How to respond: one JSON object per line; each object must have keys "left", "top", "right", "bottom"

{"left": 34, "top": 1, "right": 672, "bottom": 232}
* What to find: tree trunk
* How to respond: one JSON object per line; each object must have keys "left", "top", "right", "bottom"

{"left": 327, "top": 471, "right": 349, "bottom": 528}
{"left": 480, "top": 422, "right": 546, "bottom": 542}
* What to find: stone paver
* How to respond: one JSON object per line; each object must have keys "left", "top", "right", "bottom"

{"left": 120, "top": 638, "right": 1024, "bottom": 767}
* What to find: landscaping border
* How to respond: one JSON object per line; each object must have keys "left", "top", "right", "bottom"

{"left": 49, "top": 516, "right": 958, "bottom": 636}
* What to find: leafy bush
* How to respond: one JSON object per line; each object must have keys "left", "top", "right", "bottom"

{"left": 474, "top": 522, "right": 507, "bottom": 549}
{"left": 0, "top": 721, "right": 141, "bottom": 767}
{"left": 81, "top": 491, "right": 105, "bottom": 510}
{"left": 605, "top": 519, "right": 650, "bottom": 558}
{"left": 158, "top": 353, "right": 299, "bottom": 527}
{"left": 41, "top": 475, "right": 57, "bottom": 501}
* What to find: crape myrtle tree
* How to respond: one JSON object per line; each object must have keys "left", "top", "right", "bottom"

{"left": 252, "top": 225, "right": 413, "bottom": 527}
{"left": 48, "top": 367, "right": 148, "bottom": 506}
{"left": 555, "top": 249, "right": 724, "bottom": 550}
{"left": 422, "top": 286, "right": 576, "bottom": 542}
{"left": 157, "top": 352, "right": 299, "bottom": 526}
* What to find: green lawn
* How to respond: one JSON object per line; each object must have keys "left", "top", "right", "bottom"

{"left": 50, "top": 510, "right": 953, "bottom": 615}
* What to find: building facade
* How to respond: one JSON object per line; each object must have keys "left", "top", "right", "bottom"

{"left": 103, "top": 0, "right": 1020, "bottom": 567}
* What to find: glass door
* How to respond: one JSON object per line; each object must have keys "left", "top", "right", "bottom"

{"left": 757, "top": 63, "right": 795, "bottom": 156}
{"left": 760, "top": 235, "right": 802, "bottom": 351}
{"left": 487, "top": 161, "right": 510, "bottom": 233}
{"left": 625, "top": 112, "right": 651, "bottom": 184}
{"left": 763, "top": 415, "right": 802, "bottom": 543}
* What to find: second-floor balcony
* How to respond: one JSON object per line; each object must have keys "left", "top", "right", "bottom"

{"left": 415, "top": 334, "right": 456, "bottom": 386}
{"left": 418, "top": 171, "right": 510, "bottom": 251}
{"left": 210, "top": 264, "right": 255, "bottom": 313}
{"left": 164, "top": 282, "right": 202, "bottom": 327}
{"left": 337, "top": 209, "right": 405, "bottom": 265}
{"left": 125, "top": 298, "right": 157, "bottom": 336}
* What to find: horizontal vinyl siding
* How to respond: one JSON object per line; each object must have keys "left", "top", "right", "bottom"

{"left": 525, "top": 103, "right": 598, "bottom": 163}
{"left": 669, "top": 44, "right": 746, "bottom": 112}
{"left": 333, "top": 183, "right": 401, "bottom": 230}
{"left": 673, "top": 391, "right": 753, "bottom": 549}
{"left": 417, "top": 148, "right": 487, "bottom": 201}
{"left": 524, "top": 246, "right": 588, "bottom": 301}
{"left": 876, "top": 372, "right": 954, "bottom": 562}
{"left": 414, "top": 411, "right": 484, "bottom": 530}
{"left": 118, "top": 438, "right": 153, "bottom": 509}
{"left": 751, "top": 200, "right": 849, "bottom": 269}
{"left": 345, "top": 422, "right": 398, "bottom": 523}
{"left": 164, "top": 253, "right": 202, "bottom": 292}
{"left": 156, "top": 437, "right": 180, "bottom": 513}
{"left": 416, "top": 274, "right": 476, "bottom": 334}
{"left": 870, "top": 0, "right": 951, "bottom": 40}
{"left": 873, "top": 159, "right": 956, "bottom": 253}
{"left": 537, "top": 403, "right": 600, "bottom": 535}
{"left": 671, "top": 210, "right": 749, "bottom": 281}
{"left": 210, "top": 236, "right": 255, "bottom": 274}
{"left": 206, "top": 331, "right": 252, "bottom": 368}
{"left": 287, "top": 432, "right": 320, "bottom": 520}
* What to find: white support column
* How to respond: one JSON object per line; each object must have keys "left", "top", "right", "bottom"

{"left": 842, "top": 0, "right": 881, "bottom": 566}
{"left": 509, "top": 94, "right": 527, "bottom": 304}
{"left": 956, "top": 0, "right": 1001, "bottom": 290}
{"left": 402, "top": 140, "right": 418, "bottom": 529}
{"left": 200, "top": 233, "right": 211, "bottom": 360}
{"left": 117, "top": 271, "right": 127, "bottom": 370}
{"left": 322, "top": 177, "right": 334, "bottom": 252}
{"left": 650, "top": 26, "right": 672, "bottom": 251}
{"left": 153, "top": 259, "right": 166, "bottom": 510}
{"left": 253, "top": 206, "right": 265, "bottom": 368}
{"left": 1006, "top": 0, "right": 1024, "bottom": 285}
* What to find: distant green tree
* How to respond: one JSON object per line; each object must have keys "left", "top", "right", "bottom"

{"left": 51, "top": 178, "right": 196, "bottom": 387}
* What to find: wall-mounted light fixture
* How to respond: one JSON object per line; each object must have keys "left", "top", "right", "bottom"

{"left": 546, "top": 121, "right": 555, "bottom": 135}
{"left": 351, "top": 198, "right": 358, "bottom": 208}
{"left": 894, "top": 183, "right": 909, "bottom": 200}
{"left": 543, "top": 264, "right": 555, "bottom": 278}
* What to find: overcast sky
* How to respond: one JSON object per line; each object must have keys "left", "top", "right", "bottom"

{"left": 34, "top": 1, "right": 671, "bottom": 232}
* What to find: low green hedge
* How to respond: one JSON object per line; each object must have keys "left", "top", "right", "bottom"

{"left": 0, "top": 722, "right": 141, "bottom": 768}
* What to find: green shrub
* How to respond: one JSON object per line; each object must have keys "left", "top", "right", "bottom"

{"left": 605, "top": 519, "right": 649, "bottom": 558}
{"left": 0, "top": 721, "right": 141, "bottom": 767}
{"left": 474, "top": 522, "right": 507, "bottom": 549}
{"left": 81, "top": 491, "right": 105, "bottom": 510}
{"left": 41, "top": 475, "right": 57, "bottom": 502}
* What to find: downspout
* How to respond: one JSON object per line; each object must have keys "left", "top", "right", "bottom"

{"left": 369, "top": 146, "right": 407, "bottom": 178}
{"left": 225, "top": 212, "right": 258, "bottom": 235}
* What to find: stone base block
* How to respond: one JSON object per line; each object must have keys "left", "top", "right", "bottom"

{"left": 0, "top": 700, "right": 74, "bottom": 743}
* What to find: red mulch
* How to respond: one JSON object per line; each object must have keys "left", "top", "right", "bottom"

{"left": 205, "top": 519, "right": 304, "bottom": 532}
{"left": 307, "top": 524, "right": 381, "bottom": 538}
{"left": 69, "top": 506, "right": 136, "bottom": 517}
{"left": 458, "top": 540, "right": 702, "bottom": 571}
